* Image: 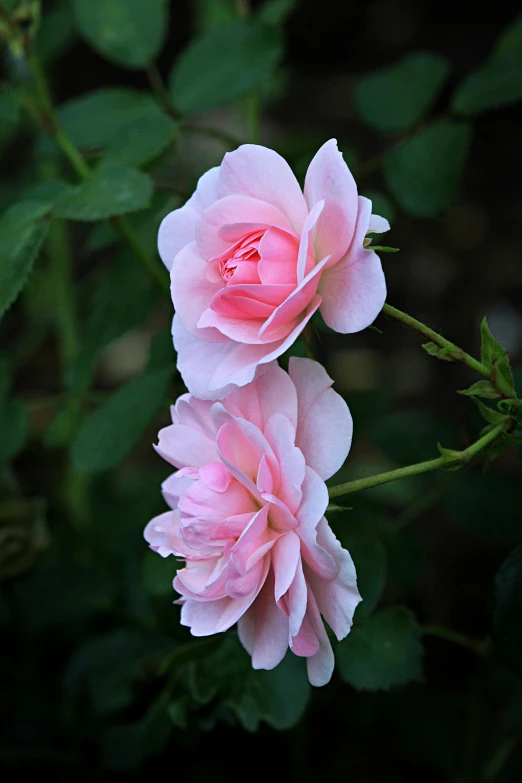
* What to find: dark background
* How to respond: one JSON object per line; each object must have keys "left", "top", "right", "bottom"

{"left": 1, "top": 1, "right": 522, "bottom": 781}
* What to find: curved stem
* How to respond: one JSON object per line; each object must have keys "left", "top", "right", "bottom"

{"left": 382, "top": 304, "right": 514, "bottom": 398}
{"left": 421, "top": 625, "right": 491, "bottom": 658}
{"left": 328, "top": 422, "right": 505, "bottom": 499}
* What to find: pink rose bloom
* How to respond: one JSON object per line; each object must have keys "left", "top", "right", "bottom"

{"left": 144, "top": 358, "right": 360, "bottom": 686}
{"left": 159, "top": 139, "right": 390, "bottom": 399}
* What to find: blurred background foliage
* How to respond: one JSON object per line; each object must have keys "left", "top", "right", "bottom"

{"left": 1, "top": 0, "right": 522, "bottom": 780}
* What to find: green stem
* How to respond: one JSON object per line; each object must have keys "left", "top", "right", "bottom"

{"left": 23, "top": 52, "right": 167, "bottom": 291}
{"left": 328, "top": 422, "right": 505, "bottom": 499}
{"left": 113, "top": 216, "right": 169, "bottom": 292}
{"left": 421, "top": 625, "right": 490, "bottom": 658}
{"left": 146, "top": 63, "right": 171, "bottom": 110}
{"left": 246, "top": 91, "right": 261, "bottom": 144}
{"left": 48, "top": 219, "right": 78, "bottom": 364}
{"left": 382, "top": 304, "right": 513, "bottom": 398}
{"left": 484, "top": 736, "right": 522, "bottom": 780}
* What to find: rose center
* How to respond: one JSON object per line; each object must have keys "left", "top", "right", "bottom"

{"left": 218, "top": 231, "right": 263, "bottom": 285}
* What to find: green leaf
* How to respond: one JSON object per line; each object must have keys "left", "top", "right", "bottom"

{"left": 231, "top": 652, "right": 310, "bottom": 731}
{"left": 65, "top": 629, "right": 170, "bottom": 714}
{"left": 40, "top": 89, "right": 162, "bottom": 154}
{"left": 480, "top": 316, "right": 515, "bottom": 394}
{"left": 370, "top": 245, "right": 399, "bottom": 253}
{"left": 190, "top": 634, "right": 309, "bottom": 730}
{"left": 0, "top": 88, "right": 20, "bottom": 123}
{"left": 54, "top": 163, "right": 153, "bottom": 221}
{"left": 345, "top": 538, "right": 388, "bottom": 620}
{"left": 495, "top": 13, "right": 522, "bottom": 57}
{"left": 170, "top": 19, "right": 283, "bottom": 114}
{"left": 258, "top": 0, "right": 295, "bottom": 26}
{"left": 452, "top": 50, "right": 522, "bottom": 116}
{"left": 65, "top": 253, "right": 155, "bottom": 397}
{"left": 458, "top": 380, "right": 500, "bottom": 399}
{"left": 355, "top": 52, "right": 450, "bottom": 133}
{"left": 141, "top": 550, "right": 180, "bottom": 596}
{"left": 104, "top": 114, "right": 177, "bottom": 167}
{"left": 71, "top": 367, "right": 173, "bottom": 473}
{"left": 37, "top": 0, "right": 77, "bottom": 63}
{"left": 422, "top": 341, "right": 455, "bottom": 361}
{"left": 384, "top": 120, "right": 472, "bottom": 216}
{"left": 337, "top": 605, "right": 423, "bottom": 691}
{"left": 0, "top": 200, "right": 52, "bottom": 319}
{"left": 362, "top": 190, "right": 396, "bottom": 223}
{"left": 73, "top": 0, "right": 168, "bottom": 69}
{"left": 0, "top": 399, "right": 29, "bottom": 463}
{"left": 0, "top": 356, "right": 12, "bottom": 406}
{"left": 472, "top": 397, "right": 509, "bottom": 426}
{"left": 494, "top": 546, "right": 522, "bottom": 677}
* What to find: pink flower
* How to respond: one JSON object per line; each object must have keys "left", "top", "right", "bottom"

{"left": 159, "top": 139, "right": 390, "bottom": 399}
{"left": 144, "top": 358, "right": 360, "bottom": 686}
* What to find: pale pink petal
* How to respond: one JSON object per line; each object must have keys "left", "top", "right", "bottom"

{"left": 238, "top": 573, "right": 290, "bottom": 670}
{"left": 206, "top": 296, "right": 322, "bottom": 394}
{"left": 287, "top": 558, "right": 308, "bottom": 638}
{"left": 318, "top": 196, "right": 386, "bottom": 334}
{"left": 161, "top": 470, "right": 195, "bottom": 508}
{"left": 199, "top": 462, "right": 231, "bottom": 493}
{"left": 144, "top": 511, "right": 180, "bottom": 558}
{"left": 291, "top": 611, "right": 320, "bottom": 657}
{"left": 158, "top": 167, "right": 219, "bottom": 270}
{"left": 170, "top": 241, "right": 225, "bottom": 343}
{"left": 304, "top": 139, "right": 358, "bottom": 266}
{"left": 259, "top": 255, "right": 329, "bottom": 338}
{"left": 226, "top": 558, "right": 265, "bottom": 598}
{"left": 296, "top": 200, "right": 324, "bottom": 282}
{"left": 258, "top": 227, "right": 299, "bottom": 285}
{"left": 368, "top": 213, "right": 390, "bottom": 234}
{"left": 155, "top": 423, "right": 218, "bottom": 469}
{"left": 305, "top": 519, "right": 361, "bottom": 641}
{"left": 264, "top": 413, "right": 305, "bottom": 514}
{"left": 218, "top": 144, "right": 308, "bottom": 233}
{"left": 198, "top": 311, "right": 290, "bottom": 345}
{"left": 195, "top": 194, "right": 291, "bottom": 260}
{"left": 289, "top": 357, "right": 353, "bottom": 480}
{"left": 272, "top": 531, "right": 301, "bottom": 602}
{"left": 304, "top": 589, "right": 335, "bottom": 686}
{"left": 296, "top": 467, "right": 337, "bottom": 580}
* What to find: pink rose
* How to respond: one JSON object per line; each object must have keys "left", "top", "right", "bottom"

{"left": 144, "top": 358, "right": 360, "bottom": 686}
{"left": 159, "top": 139, "right": 390, "bottom": 399}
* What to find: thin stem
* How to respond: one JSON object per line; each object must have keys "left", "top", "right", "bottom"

{"left": 183, "top": 123, "right": 244, "bottom": 149}
{"left": 246, "top": 91, "right": 261, "bottom": 143}
{"left": 382, "top": 304, "right": 514, "bottom": 398}
{"left": 421, "top": 625, "right": 490, "bottom": 658}
{"left": 146, "top": 63, "right": 171, "bottom": 110}
{"left": 113, "top": 216, "right": 169, "bottom": 292}
{"left": 328, "top": 422, "right": 505, "bottom": 499}
{"left": 22, "top": 51, "right": 167, "bottom": 291}
{"left": 48, "top": 219, "right": 78, "bottom": 364}
{"left": 484, "top": 736, "right": 522, "bottom": 780}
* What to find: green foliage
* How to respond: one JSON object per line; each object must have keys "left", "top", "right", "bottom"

{"left": 458, "top": 379, "right": 500, "bottom": 399}
{"left": 142, "top": 550, "right": 179, "bottom": 596}
{"left": 104, "top": 114, "right": 178, "bottom": 167}
{"left": 495, "top": 13, "right": 522, "bottom": 56}
{"left": 189, "top": 634, "right": 310, "bottom": 731}
{"left": 0, "top": 399, "right": 29, "bottom": 463}
{"left": 337, "top": 606, "right": 423, "bottom": 691}
{"left": 54, "top": 164, "right": 153, "bottom": 221}
{"left": 258, "top": 0, "right": 295, "bottom": 26}
{"left": 494, "top": 547, "right": 522, "bottom": 677}
{"left": 170, "top": 19, "right": 283, "bottom": 114}
{"left": 73, "top": 0, "right": 168, "bottom": 69}
{"left": 363, "top": 189, "right": 396, "bottom": 223}
{"left": 384, "top": 120, "right": 472, "bottom": 216}
{"left": 355, "top": 52, "right": 450, "bottom": 133}
{"left": 0, "top": 88, "right": 20, "bottom": 123}
{"left": 422, "top": 341, "right": 455, "bottom": 361}
{"left": 480, "top": 316, "right": 516, "bottom": 396}
{"left": 0, "top": 200, "right": 52, "bottom": 319}
{"left": 453, "top": 51, "right": 522, "bottom": 116}
{"left": 44, "top": 89, "right": 162, "bottom": 153}
{"left": 71, "top": 367, "right": 173, "bottom": 473}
